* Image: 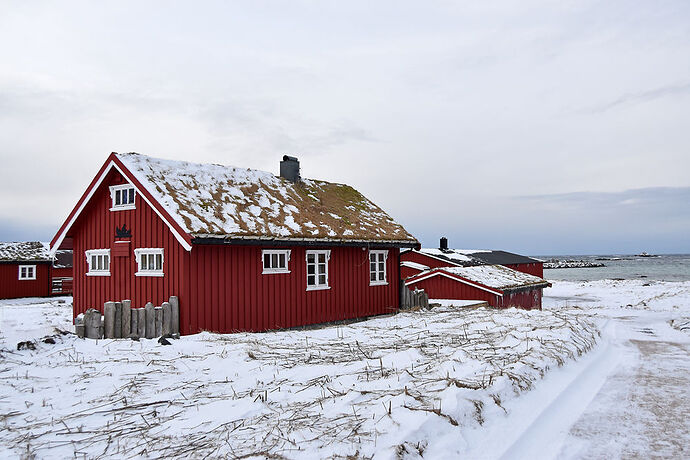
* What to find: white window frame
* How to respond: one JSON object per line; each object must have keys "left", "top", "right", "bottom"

{"left": 306, "top": 249, "right": 331, "bottom": 291}
{"left": 262, "top": 249, "right": 291, "bottom": 274}
{"left": 85, "top": 249, "right": 111, "bottom": 276}
{"left": 369, "top": 250, "right": 388, "bottom": 286}
{"left": 134, "top": 248, "right": 164, "bottom": 277}
{"left": 18, "top": 264, "right": 36, "bottom": 280}
{"left": 109, "top": 184, "right": 136, "bottom": 211}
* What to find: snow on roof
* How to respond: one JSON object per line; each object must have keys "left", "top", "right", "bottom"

{"left": 401, "top": 261, "right": 429, "bottom": 270}
{"left": 0, "top": 242, "right": 51, "bottom": 262}
{"left": 117, "top": 153, "right": 418, "bottom": 244}
{"left": 439, "top": 265, "right": 548, "bottom": 290}
{"left": 419, "top": 248, "right": 540, "bottom": 266}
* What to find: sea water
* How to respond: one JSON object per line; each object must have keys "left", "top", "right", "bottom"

{"left": 538, "top": 254, "right": 690, "bottom": 282}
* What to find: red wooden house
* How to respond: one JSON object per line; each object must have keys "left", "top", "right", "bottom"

{"left": 401, "top": 238, "right": 549, "bottom": 309}
{"left": 0, "top": 242, "right": 52, "bottom": 299}
{"left": 405, "top": 265, "right": 550, "bottom": 310}
{"left": 50, "top": 153, "right": 419, "bottom": 335}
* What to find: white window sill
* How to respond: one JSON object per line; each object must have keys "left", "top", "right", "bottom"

{"left": 110, "top": 205, "right": 136, "bottom": 211}
{"left": 306, "top": 285, "right": 331, "bottom": 291}
{"left": 18, "top": 278, "right": 37, "bottom": 281}
{"left": 262, "top": 269, "right": 291, "bottom": 275}
{"left": 370, "top": 281, "right": 388, "bottom": 286}
{"left": 135, "top": 271, "right": 164, "bottom": 277}
{"left": 86, "top": 272, "right": 110, "bottom": 277}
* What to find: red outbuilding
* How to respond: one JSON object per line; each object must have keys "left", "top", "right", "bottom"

{"left": 50, "top": 152, "right": 419, "bottom": 335}
{"left": 404, "top": 265, "right": 550, "bottom": 310}
{"left": 401, "top": 238, "right": 549, "bottom": 309}
{"left": 0, "top": 242, "right": 52, "bottom": 299}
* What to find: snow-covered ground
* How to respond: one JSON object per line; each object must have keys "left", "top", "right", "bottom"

{"left": 0, "top": 297, "right": 598, "bottom": 459}
{"left": 1, "top": 279, "right": 688, "bottom": 459}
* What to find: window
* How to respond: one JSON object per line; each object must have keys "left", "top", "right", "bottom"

{"left": 18, "top": 265, "right": 36, "bottom": 280}
{"left": 85, "top": 249, "right": 110, "bottom": 276}
{"left": 110, "top": 184, "right": 136, "bottom": 211}
{"left": 262, "top": 249, "right": 291, "bottom": 274}
{"left": 134, "top": 248, "right": 164, "bottom": 276}
{"left": 369, "top": 250, "right": 388, "bottom": 286}
{"left": 306, "top": 250, "right": 330, "bottom": 290}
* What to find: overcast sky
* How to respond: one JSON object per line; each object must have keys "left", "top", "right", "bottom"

{"left": 1, "top": 0, "right": 688, "bottom": 255}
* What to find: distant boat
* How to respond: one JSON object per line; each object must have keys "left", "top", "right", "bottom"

{"left": 636, "top": 252, "right": 658, "bottom": 258}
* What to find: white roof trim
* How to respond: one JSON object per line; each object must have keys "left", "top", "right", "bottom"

{"left": 405, "top": 270, "right": 503, "bottom": 296}
{"left": 50, "top": 160, "right": 192, "bottom": 256}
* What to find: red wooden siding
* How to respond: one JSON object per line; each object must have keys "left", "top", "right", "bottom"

{"left": 70, "top": 169, "right": 189, "bottom": 322}
{"left": 406, "top": 272, "right": 544, "bottom": 310}
{"left": 505, "top": 262, "right": 544, "bottom": 278}
{"left": 186, "top": 245, "right": 400, "bottom": 333}
{"left": 401, "top": 265, "right": 425, "bottom": 280}
{"left": 401, "top": 251, "right": 458, "bottom": 269}
{"left": 0, "top": 263, "right": 51, "bottom": 299}
{"left": 406, "top": 273, "right": 501, "bottom": 306}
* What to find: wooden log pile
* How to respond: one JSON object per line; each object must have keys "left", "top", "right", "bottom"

{"left": 78, "top": 295, "right": 180, "bottom": 340}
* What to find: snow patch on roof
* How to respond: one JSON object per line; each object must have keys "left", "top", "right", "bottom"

{"left": 441, "top": 265, "right": 548, "bottom": 290}
{"left": 0, "top": 242, "right": 51, "bottom": 262}
{"left": 401, "top": 261, "right": 430, "bottom": 271}
{"left": 117, "top": 153, "right": 417, "bottom": 244}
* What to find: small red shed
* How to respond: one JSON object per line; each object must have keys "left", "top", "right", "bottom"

{"left": 405, "top": 265, "right": 550, "bottom": 310}
{"left": 50, "top": 152, "right": 419, "bottom": 335}
{"left": 0, "top": 242, "right": 52, "bottom": 299}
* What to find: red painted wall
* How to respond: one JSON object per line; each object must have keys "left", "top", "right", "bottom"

{"left": 68, "top": 168, "right": 402, "bottom": 334}
{"left": 406, "top": 273, "right": 501, "bottom": 306}
{"left": 186, "top": 245, "right": 400, "bottom": 333}
{"left": 505, "top": 263, "right": 544, "bottom": 278}
{"left": 401, "top": 265, "right": 425, "bottom": 280}
{"left": 401, "top": 251, "right": 457, "bottom": 269}
{"left": 406, "top": 272, "right": 543, "bottom": 310}
{"left": 70, "top": 169, "right": 189, "bottom": 322}
{"left": 0, "top": 263, "right": 51, "bottom": 299}
{"left": 500, "top": 289, "right": 542, "bottom": 310}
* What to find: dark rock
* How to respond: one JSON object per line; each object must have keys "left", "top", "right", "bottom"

{"left": 42, "top": 337, "right": 56, "bottom": 344}
{"left": 171, "top": 333, "right": 180, "bottom": 340}
{"left": 17, "top": 341, "right": 36, "bottom": 351}
{"left": 158, "top": 336, "right": 171, "bottom": 345}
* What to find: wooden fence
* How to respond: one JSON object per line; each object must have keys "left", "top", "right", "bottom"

{"left": 76, "top": 296, "right": 179, "bottom": 340}
{"left": 400, "top": 282, "right": 429, "bottom": 310}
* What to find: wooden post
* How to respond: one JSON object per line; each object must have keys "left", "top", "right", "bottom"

{"left": 122, "top": 300, "right": 131, "bottom": 337}
{"left": 145, "top": 302, "right": 155, "bottom": 339}
{"left": 84, "top": 309, "right": 101, "bottom": 339}
{"left": 75, "top": 315, "right": 85, "bottom": 338}
{"left": 169, "top": 296, "right": 180, "bottom": 335}
{"left": 155, "top": 307, "right": 163, "bottom": 337}
{"left": 162, "top": 302, "right": 171, "bottom": 335}
{"left": 104, "top": 301, "right": 116, "bottom": 339}
{"left": 114, "top": 301, "right": 123, "bottom": 339}
{"left": 137, "top": 308, "right": 146, "bottom": 338}
{"left": 130, "top": 308, "right": 139, "bottom": 338}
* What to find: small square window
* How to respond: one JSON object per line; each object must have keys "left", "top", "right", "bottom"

{"left": 262, "top": 249, "right": 291, "bottom": 274}
{"left": 110, "top": 184, "right": 136, "bottom": 211}
{"left": 134, "top": 248, "right": 164, "bottom": 277}
{"left": 18, "top": 265, "right": 36, "bottom": 280}
{"left": 85, "top": 249, "right": 110, "bottom": 276}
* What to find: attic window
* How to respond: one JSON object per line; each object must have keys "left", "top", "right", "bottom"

{"left": 369, "top": 250, "right": 388, "bottom": 286}
{"left": 86, "top": 249, "right": 110, "bottom": 276}
{"left": 306, "top": 250, "right": 330, "bottom": 291}
{"left": 110, "top": 184, "right": 136, "bottom": 211}
{"left": 134, "top": 248, "right": 164, "bottom": 277}
{"left": 262, "top": 249, "right": 291, "bottom": 274}
{"left": 18, "top": 265, "right": 36, "bottom": 280}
